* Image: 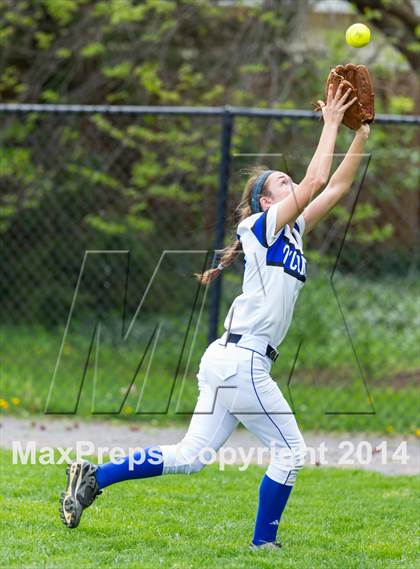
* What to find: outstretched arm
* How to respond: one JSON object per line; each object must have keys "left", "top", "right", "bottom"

{"left": 274, "top": 84, "right": 357, "bottom": 233}
{"left": 303, "top": 124, "right": 370, "bottom": 234}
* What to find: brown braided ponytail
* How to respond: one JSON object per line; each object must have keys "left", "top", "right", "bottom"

{"left": 195, "top": 166, "right": 271, "bottom": 284}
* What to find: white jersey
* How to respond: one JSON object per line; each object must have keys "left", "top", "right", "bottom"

{"left": 223, "top": 203, "right": 307, "bottom": 348}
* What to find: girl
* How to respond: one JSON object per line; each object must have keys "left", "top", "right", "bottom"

{"left": 60, "top": 84, "right": 370, "bottom": 549}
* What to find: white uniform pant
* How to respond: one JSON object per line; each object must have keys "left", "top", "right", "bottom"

{"left": 160, "top": 335, "right": 307, "bottom": 486}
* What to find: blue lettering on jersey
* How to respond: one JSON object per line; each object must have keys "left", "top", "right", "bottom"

{"left": 266, "top": 232, "right": 307, "bottom": 282}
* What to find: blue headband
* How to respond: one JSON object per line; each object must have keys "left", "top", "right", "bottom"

{"left": 250, "top": 170, "right": 274, "bottom": 214}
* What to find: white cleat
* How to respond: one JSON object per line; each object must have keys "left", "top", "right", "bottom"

{"left": 250, "top": 541, "right": 282, "bottom": 550}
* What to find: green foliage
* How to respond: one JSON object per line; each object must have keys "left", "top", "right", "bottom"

{"left": 360, "top": 7, "right": 383, "bottom": 21}
{"left": 0, "top": 66, "right": 25, "bottom": 98}
{"left": 103, "top": 62, "right": 133, "bottom": 80}
{"left": 84, "top": 214, "right": 128, "bottom": 235}
{"left": 80, "top": 41, "right": 105, "bottom": 58}
{"left": 42, "top": 0, "right": 78, "bottom": 26}
{"left": 135, "top": 63, "right": 163, "bottom": 95}
{"left": 56, "top": 47, "right": 72, "bottom": 59}
{"left": 388, "top": 96, "right": 415, "bottom": 114}
{"left": 95, "top": 0, "right": 148, "bottom": 25}
{"left": 353, "top": 223, "right": 393, "bottom": 244}
{"left": 239, "top": 63, "right": 267, "bottom": 75}
{"left": 0, "top": 0, "right": 417, "bottom": 373}
{"left": 41, "top": 88, "right": 60, "bottom": 102}
{"left": 35, "top": 31, "right": 55, "bottom": 49}
{"left": 0, "top": 147, "right": 34, "bottom": 181}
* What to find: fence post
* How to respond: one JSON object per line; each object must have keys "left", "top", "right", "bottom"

{"left": 208, "top": 108, "right": 234, "bottom": 343}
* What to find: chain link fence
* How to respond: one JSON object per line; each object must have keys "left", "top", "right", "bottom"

{"left": 0, "top": 105, "right": 418, "bottom": 433}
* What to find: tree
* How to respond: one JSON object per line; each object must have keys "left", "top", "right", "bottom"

{"left": 351, "top": 0, "right": 419, "bottom": 72}
{"left": 0, "top": 0, "right": 417, "bottom": 324}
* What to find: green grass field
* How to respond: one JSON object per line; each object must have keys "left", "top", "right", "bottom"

{"left": 1, "top": 449, "right": 418, "bottom": 568}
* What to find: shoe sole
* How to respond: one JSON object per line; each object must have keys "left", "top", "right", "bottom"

{"left": 59, "top": 462, "right": 83, "bottom": 529}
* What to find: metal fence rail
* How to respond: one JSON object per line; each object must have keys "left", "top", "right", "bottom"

{"left": 1, "top": 103, "right": 419, "bottom": 123}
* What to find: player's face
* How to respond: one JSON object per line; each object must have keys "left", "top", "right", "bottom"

{"left": 260, "top": 171, "right": 297, "bottom": 210}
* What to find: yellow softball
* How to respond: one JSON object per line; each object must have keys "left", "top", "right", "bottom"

{"left": 345, "top": 23, "right": 371, "bottom": 48}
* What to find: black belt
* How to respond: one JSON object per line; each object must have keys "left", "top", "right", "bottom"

{"left": 226, "top": 333, "right": 279, "bottom": 362}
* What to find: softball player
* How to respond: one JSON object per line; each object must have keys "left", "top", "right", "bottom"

{"left": 60, "top": 85, "right": 370, "bottom": 549}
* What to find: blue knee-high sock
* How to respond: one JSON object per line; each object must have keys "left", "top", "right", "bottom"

{"left": 95, "top": 446, "right": 164, "bottom": 490}
{"left": 252, "top": 473, "right": 293, "bottom": 545}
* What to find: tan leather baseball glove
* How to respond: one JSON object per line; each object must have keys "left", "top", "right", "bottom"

{"left": 325, "top": 63, "right": 375, "bottom": 130}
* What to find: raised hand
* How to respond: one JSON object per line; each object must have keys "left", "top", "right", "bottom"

{"left": 317, "top": 83, "right": 357, "bottom": 127}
